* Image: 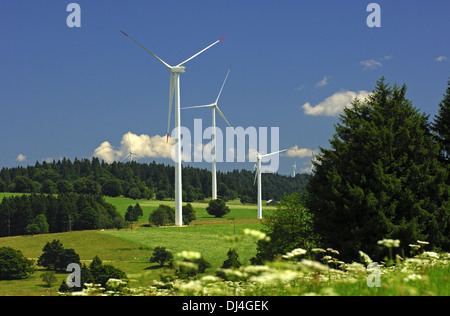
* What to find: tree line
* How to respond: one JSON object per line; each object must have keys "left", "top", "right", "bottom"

{"left": 0, "top": 193, "right": 121, "bottom": 237}
{"left": 0, "top": 159, "right": 310, "bottom": 202}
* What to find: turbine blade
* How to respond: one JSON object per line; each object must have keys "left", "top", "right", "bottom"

{"left": 215, "top": 106, "right": 232, "bottom": 129}
{"left": 167, "top": 73, "right": 175, "bottom": 142}
{"left": 127, "top": 132, "right": 132, "bottom": 152}
{"left": 121, "top": 31, "right": 172, "bottom": 69}
{"left": 261, "top": 149, "right": 288, "bottom": 158}
{"left": 121, "top": 153, "right": 131, "bottom": 162}
{"left": 215, "top": 66, "right": 232, "bottom": 105}
{"left": 253, "top": 165, "right": 259, "bottom": 186}
{"left": 181, "top": 104, "right": 213, "bottom": 110}
{"left": 176, "top": 36, "right": 226, "bottom": 67}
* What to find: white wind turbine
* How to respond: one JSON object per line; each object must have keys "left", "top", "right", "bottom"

{"left": 292, "top": 162, "right": 297, "bottom": 177}
{"left": 253, "top": 149, "right": 287, "bottom": 219}
{"left": 182, "top": 66, "right": 232, "bottom": 200}
{"left": 121, "top": 31, "right": 225, "bottom": 226}
{"left": 121, "top": 132, "right": 142, "bottom": 162}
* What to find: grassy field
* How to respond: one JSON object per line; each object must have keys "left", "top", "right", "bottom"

{"left": 0, "top": 195, "right": 267, "bottom": 295}
{"left": 1, "top": 194, "right": 449, "bottom": 296}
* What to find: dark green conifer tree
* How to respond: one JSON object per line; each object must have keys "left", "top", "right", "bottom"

{"left": 307, "top": 78, "right": 450, "bottom": 261}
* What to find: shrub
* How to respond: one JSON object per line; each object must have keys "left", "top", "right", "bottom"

{"left": 150, "top": 205, "right": 175, "bottom": 226}
{"left": 150, "top": 247, "right": 173, "bottom": 267}
{"left": 206, "top": 199, "right": 230, "bottom": 218}
{"left": 0, "top": 247, "right": 35, "bottom": 280}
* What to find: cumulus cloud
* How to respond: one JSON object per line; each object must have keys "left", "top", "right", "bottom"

{"left": 285, "top": 146, "right": 317, "bottom": 158}
{"left": 16, "top": 154, "right": 27, "bottom": 162}
{"left": 302, "top": 90, "right": 370, "bottom": 116}
{"left": 93, "top": 132, "right": 175, "bottom": 163}
{"left": 436, "top": 56, "right": 447, "bottom": 62}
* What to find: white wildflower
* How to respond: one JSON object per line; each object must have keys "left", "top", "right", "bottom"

{"left": 417, "top": 240, "right": 429, "bottom": 245}
{"left": 377, "top": 239, "right": 400, "bottom": 248}
{"left": 243, "top": 228, "right": 270, "bottom": 241}
{"left": 301, "top": 259, "right": 329, "bottom": 272}
{"left": 421, "top": 251, "right": 439, "bottom": 259}
{"left": 403, "top": 274, "right": 423, "bottom": 282}
{"left": 176, "top": 251, "right": 202, "bottom": 260}
{"left": 201, "top": 275, "right": 219, "bottom": 283}
{"left": 282, "top": 248, "right": 307, "bottom": 259}
{"left": 359, "top": 251, "right": 373, "bottom": 265}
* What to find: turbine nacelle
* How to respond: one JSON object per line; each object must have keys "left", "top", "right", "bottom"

{"left": 170, "top": 66, "right": 186, "bottom": 73}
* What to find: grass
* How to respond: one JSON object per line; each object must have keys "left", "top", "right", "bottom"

{"left": 0, "top": 195, "right": 268, "bottom": 295}
{"left": 105, "top": 196, "right": 276, "bottom": 224}
{"left": 1, "top": 194, "right": 449, "bottom": 296}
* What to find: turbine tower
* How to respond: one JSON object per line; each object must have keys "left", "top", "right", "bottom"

{"left": 121, "top": 31, "right": 225, "bottom": 226}
{"left": 292, "top": 162, "right": 297, "bottom": 177}
{"left": 253, "top": 149, "right": 287, "bottom": 219}
{"left": 182, "top": 66, "right": 232, "bottom": 200}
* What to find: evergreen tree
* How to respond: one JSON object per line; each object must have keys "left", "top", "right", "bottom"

{"left": 0, "top": 247, "right": 35, "bottom": 280}
{"left": 432, "top": 79, "right": 450, "bottom": 165}
{"left": 307, "top": 78, "right": 450, "bottom": 261}
{"left": 221, "top": 248, "right": 241, "bottom": 269}
{"left": 38, "top": 239, "right": 80, "bottom": 271}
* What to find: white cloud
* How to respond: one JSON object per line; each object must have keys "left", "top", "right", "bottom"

{"left": 360, "top": 55, "right": 392, "bottom": 70}
{"left": 16, "top": 154, "right": 27, "bottom": 162}
{"left": 285, "top": 146, "right": 317, "bottom": 158}
{"left": 93, "top": 132, "right": 175, "bottom": 163}
{"left": 302, "top": 90, "right": 370, "bottom": 116}
{"left": 294, "top": 84, "right": 305, "bottom": 91}
{"left": 360, "top": 59, "right": 383, "bottom": 70}
{"left": 93, "top": 141, "right": 121, "bottom": 163}
{"left": 315, "top": 75, "right": 330, "bottom": 88}
{"left": 436, "top": 56, "right": 447, "bottom": 62}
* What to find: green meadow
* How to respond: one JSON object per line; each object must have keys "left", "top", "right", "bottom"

{"left": 0, "top": 194, "right": 270, "bottom": 295}
{"left": 1, "top": 194, "right": 449, "bottom": 296}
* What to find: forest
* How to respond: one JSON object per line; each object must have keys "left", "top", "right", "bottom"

{"left": 0, "top": 193, "right": 121, "bottom": 237}
{"left": 0, "top": 159, "right": 309, "bottom": 203}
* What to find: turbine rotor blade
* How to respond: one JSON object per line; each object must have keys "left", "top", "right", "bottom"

{"left": 215, "top": 66, "right": 232, "bottom": 105}
{"left": 121, "top": 153, "right": 131, "bottom": 162}
{"left": 121, "top": 31, "right": 172, "bottom": 69}
{"left": 181, "top": 104, "right": 213, "bottom": 110}
{"left": 167, "top": 73, "right": 175, "bottom": 142}
{"left": 253, "top": 165, "right": 259, "bottom": 186}
{"left": 215, "top": 106, "right": 232, "bottom": 129}
{"left": 176, "top": 36, "right": 226, "bottom": 67}
{"left": 261, "top": 149, "right": 288, "bottom": 158}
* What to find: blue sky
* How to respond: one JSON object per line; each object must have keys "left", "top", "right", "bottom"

{"left": 1, "top": 0, "right": 449, "bottom": 175}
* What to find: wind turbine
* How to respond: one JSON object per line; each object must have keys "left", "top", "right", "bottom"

{"left": 121, "top": 132, "right": 142, "bottom": 162}
{"left": 253, "top": 149, "right": 287, "bottom": 219}
{"left": 121, "top": 31, "right": 225, "bottom": 226}
{"left": 292, "top": 162, "right": 297, "bottom": 177}
{"left": 182, "top": 66, "right": 232, "bottom": 200}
